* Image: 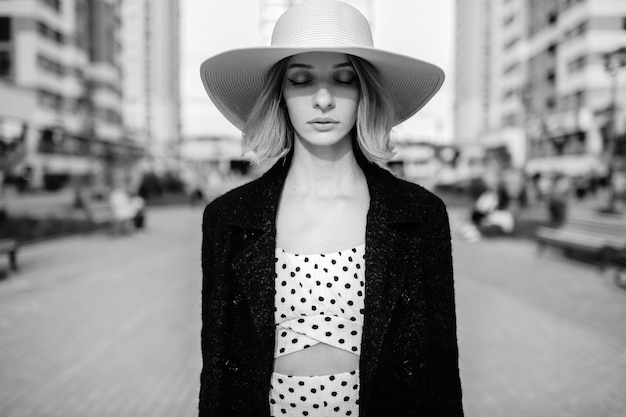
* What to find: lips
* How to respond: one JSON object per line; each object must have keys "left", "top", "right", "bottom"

{"left": 308, "top": 118, "right": 338, "bottom": 124}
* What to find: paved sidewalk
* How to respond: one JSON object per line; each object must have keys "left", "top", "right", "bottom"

{"left": 453, "top": 235, "right": 626, "bottom": 417}
{"left": 0, "top": 206, "right": 204, "bottom": 417}
{"left": 0, "top": 205, "right": 624, "bottom": 416}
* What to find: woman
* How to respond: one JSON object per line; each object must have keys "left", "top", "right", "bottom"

{"left": 199, "top": 1, "right": 463, "bottom": 416}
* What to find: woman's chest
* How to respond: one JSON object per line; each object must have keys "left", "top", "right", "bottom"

{"left": 275, "top": 194, "right": 369, "bottom": 253}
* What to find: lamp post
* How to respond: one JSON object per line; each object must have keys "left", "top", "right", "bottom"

{"left": 602, "top": 46, "right": 626, "bottom": 213}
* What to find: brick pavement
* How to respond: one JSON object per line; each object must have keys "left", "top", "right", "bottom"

{"left": 0, "top": 206, "right": 204, "bottom": 417}
{"left": 452, "top": 226, "right": 626, "bottom": 417}
{"left": 0, "top": 205, "right": 625, "bottom": 416}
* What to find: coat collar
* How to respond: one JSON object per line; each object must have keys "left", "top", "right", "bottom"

{"left": 227, "top": 145, "right": 428, "bottom": 403}
{"left": 224, "top": 145, "right": 425, "bottom": 232}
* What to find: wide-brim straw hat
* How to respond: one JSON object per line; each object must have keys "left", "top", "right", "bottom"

{"left": 200, "top": 0, "right": 445, "bottom": 131}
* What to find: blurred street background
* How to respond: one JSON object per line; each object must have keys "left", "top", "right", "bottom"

{"left": 1, "top": 0, "right": 626, "bottom": 416}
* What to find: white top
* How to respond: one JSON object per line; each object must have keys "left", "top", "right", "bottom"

{"left": 273, "top": 244, "right": 366, "bottom": 358}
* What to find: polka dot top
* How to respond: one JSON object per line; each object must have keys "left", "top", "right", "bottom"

{"left": 274, "top": 244, "right": 365, "bottom": 358}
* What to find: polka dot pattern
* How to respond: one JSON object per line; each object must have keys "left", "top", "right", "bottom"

{"left": 270, "top": 370, "right": 360, "bottom": 416}
{"left": 274, "top": 244, "right": 366, "bottom": 358}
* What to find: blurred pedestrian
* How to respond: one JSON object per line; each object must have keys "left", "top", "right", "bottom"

{"left": 467, "top": 176, "right": 488, "bottom": 201}
{"left": 496, "top": 180, "right": 511, "bottom": 211}
{"left": 547, "top": 173, "right": 570, "bottom": 225}
{"left": 0, "top": 171, "right": 6, "bottom": 224}
{"left": 108, "top": 184, "right": 133, "bottom": 235}
{"left": 108, "top": 184, "right": 146, "bottom": 235}
{"left": 517, "top": 176, "right": 529, "bottom": 208}
{"left": 189, "top": 186, "right": 204, "bottom": 207}
{"left": 588, "top": 172, "right": 599, "bottom": 197}
{"left": 15, "top": 166, "right": 31, "bottom": 193}
{"left": 130, "top": 193, "right": 146, "bottom": 231}
{"left": 531, "top": 172, "right": 542, "bottom": 200}
{"left": 198, "top": 1, "right": 463, "bottom": 416}
{"left": 471, "top": 185, "right": 498, "bottom": 228}
{"left": 573, "top": 175, "right": 589, "bottom": 201}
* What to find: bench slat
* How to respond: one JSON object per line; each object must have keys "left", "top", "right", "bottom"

{"left": 84, "top": 203, "right": 115, "bottom": 225}
{"left": 535, "top": 211, "right": 626, "bottom": 268}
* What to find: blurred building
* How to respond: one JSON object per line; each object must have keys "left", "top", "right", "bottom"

{"left": 0, "top": 0, "right": 143, "bottom": 191}
{"left": 180, "top": 135, "right": 250, "bottom": 176}
{"left": 454, "top": 0, "right": 626, "bottom": 175}
{"left": 454, "top": 0, "right": 495, "bottom": 148}
{"left": 120, "top": 0, "right": 181, "bottom": 175}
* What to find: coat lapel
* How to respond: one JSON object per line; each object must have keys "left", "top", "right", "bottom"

{"left": 228, "top": 154, "right": 291, "bottom": 335}
{"left": 356, "top": 151, "right": 425, "bottom": 402}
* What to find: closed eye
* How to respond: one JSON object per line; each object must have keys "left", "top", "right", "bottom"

{"left": 335, "top": 76, "right": 357, "bottom": 84}
{"left": 287, "top": 78, "right": 312, "bottom": 86}
{"left": 335, "top": 70, "right": 357, "bottom": 84}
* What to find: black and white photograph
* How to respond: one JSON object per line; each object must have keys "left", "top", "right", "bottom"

{"left": 1, "top": 0, "right": 625, "bottom": 416}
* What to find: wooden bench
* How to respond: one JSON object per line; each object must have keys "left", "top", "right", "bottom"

{"left": 0, "top": 238, "right": 19, "bottom": 271}
{"left": 535, "top": 210, "right": 626, "bottom": 269}
{"left": 84, "top": 201, "right": 115, "bottom": 227}
{"left": 83, "top": 201, "right": 137, "bottom": 234}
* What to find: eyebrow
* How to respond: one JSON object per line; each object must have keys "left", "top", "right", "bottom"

{"left": 287, "top": 62, "right": 354, "bottom": 70}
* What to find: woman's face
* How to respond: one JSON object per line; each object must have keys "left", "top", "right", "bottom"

{"left": 283, "top": 52, "right": 359, "bottom": 149}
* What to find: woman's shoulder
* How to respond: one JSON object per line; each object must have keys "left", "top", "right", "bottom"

{"left": 202, "top": 175, "right": 267, "bottom": 223}
{"left": 372, "top": 163, "right": 447, "bottom": 214}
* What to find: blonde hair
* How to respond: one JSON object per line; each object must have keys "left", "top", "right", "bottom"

{"left": 242, "top": 55, "right": 396, "bottom": 163}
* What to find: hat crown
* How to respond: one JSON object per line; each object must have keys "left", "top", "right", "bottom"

{"left": 271, "top": 0, "right": 374, "bottom": 48}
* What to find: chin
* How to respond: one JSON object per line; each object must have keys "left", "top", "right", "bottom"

{"left": 296, "top": 131, "right": 353, "bottom": 149}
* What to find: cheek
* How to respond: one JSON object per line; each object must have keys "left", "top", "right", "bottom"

{"left": 341, "top": 95, "right": 359, "bottom": 120}
{"left": 284, "top": 95, "right": 305, "bottom": 121}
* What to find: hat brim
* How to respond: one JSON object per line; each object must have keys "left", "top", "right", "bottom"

{"left": 200, "top": 46, "right": 445, "bottom": 131}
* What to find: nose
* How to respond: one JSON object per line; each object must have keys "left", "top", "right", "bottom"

{"left": 313, "top": 87, "right": 335, "bottom": 111}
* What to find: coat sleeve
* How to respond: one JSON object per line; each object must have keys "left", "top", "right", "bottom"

{"left": 199, "top": 204, "right": 227, "bottom": 416}
{"left": 425, "top": 200, "right": 464, "bottom": 415}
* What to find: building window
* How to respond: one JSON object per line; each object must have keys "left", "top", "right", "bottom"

{"left": 0, "top": 17, "right": 11, "bottom": 41}
{"left": 567, "top": 55, "right": 586, "bottom": 73}
{"left": 502, "top": 113, "right": 519, "bottom": 127}
{"left": 574, "top": 90, "right": 586, "bottom": 107}
{"left": 36, "top": 21, "right": 65, "bottom": 45}
{"left": 504, "top": 36, "right": 519, "bottom": 50}
{"left": 38, "top": 128, "right": 64, "bottom": 154}
{"left": 37, "top": 89, "right": 64, "bottom": 110}
{"left": 548, "top": 11, "right": 558, "bottom": 25}
{"left": 503, "top": 62, "right": 519, "bottom": 75}
{"left": 98, "top": 108, "right": 122, "bottom": 125}
{"left": 40, "top": 0, "right": 62, "bottom": 13}
{"left": 503, "top": 88, "right": 517, "bottom": 101}
{"left": 0, "top": 50, "right": 11, "bottom": 77}
{"left": 37, "top": 54, "right": 66, "bottom": 77}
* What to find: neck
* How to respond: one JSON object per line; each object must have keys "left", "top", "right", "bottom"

{"left": 285, "top": 137, "right": 364, "bottom": 199}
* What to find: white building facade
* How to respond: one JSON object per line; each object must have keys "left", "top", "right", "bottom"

{"left": 120, "top": 0, "right": 180, "bottom": 173}
{"left": 454, "top": 0, "right": 494, "bottom": 147}
{"left": 454, "top": 0, "right": 626, "bottom": 174}
{"left": 0, "top": 0, "right": 142, "bottom": 190}
{"left": 524, "top": 0, "right": 626, "bottom": 175}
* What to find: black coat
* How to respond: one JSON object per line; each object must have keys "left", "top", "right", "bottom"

{"left": 200, "top": 148, "right": 463, "bottom": 416}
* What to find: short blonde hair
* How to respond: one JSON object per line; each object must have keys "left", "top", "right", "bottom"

{"left": 242, "top": 55, "right": 396, "bottom": 163}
